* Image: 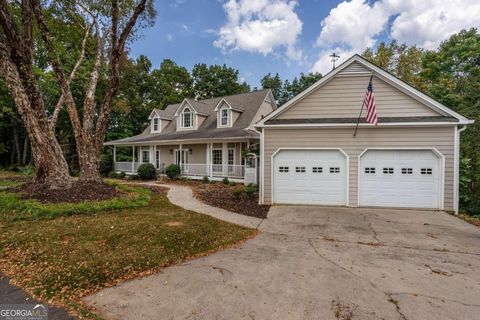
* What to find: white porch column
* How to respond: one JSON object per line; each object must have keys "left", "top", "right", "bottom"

{"left": 179, "top": 143, "right": 183, "bottom": 172}
{"left": 209, "top": 142, "right": 213, "bottom": 178}
{"left": 206, "top": 143, "right": 210, "bottom": 176}
{"left": 222, "top": 142, "right": 227, "bottom": 176}
{"left": 153, "top": 145, "right": 157, "bottom": 168}
{"left": 132, "top": 146, "right": 135, "bottom": 172}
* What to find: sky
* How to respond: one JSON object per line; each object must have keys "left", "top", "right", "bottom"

{"left": 130, "top": 0, "right": 480, "bottom": 87}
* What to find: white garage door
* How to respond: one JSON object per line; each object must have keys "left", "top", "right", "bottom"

{"left": 273, "top": 150, "right": 347, "bottom": 205}
{"left": 359, "top": 150, "right": 442, "bottom": 209}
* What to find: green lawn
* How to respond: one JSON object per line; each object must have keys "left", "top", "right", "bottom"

{"left": 0, "top": 177, "right": 255, "bottom": 319}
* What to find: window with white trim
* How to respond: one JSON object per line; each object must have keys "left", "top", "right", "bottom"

{"left": 279, "top": 166, "right": 289, "bottom": 173}
{"left": 312, "top": 167, "right": 323, "bottom": 173}
{"left": 364, "top": 167, "right": 375, "bottom": 174}
{"left": 295, "top": 166, "right": 306, "bottom": 173}
{"left": 142, "top": 150, "right": 150, "bottom": 163}
{"left": 421, "top": 168, "right": 433, "bottom": 175}
{"left": 212, "top": 149, "right": 222, "bottom": 165}
{"left": 181, "top": 107, "right": 193, "bottom": 128}
{"left": 401, "top": 168, "right": 413, "bottom": 174}
{"left": 228, "top": 148, "right": 235, "bottom": 165}
{"left": 151, "top": 117, "right": 160, "bottom": 133}
{"left": 220, "top": 108, "right": 229, "bottom": 126}
{"left": 383, "top": 168, "right": 394, "bottom": 174}
{"left": 330, "top": 167, "right": 340, "bottom": 173}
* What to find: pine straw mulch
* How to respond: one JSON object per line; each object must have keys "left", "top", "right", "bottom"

{"left": 18, "top": 181, "right": 123, "bottom": 204}
{"left": 192, "top": 182, "right": 270, "bottom": 219}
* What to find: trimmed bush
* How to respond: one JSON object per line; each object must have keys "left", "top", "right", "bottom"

{"left": 229, "top": 181, "right": 236, "bottom": 186}
{"left": 232, "top": 188, "right": 243, "bottom": 199}
{"left": 202, "top": 176, "right": 210, "bottom": 183}
{"left": 137, "top": 163, "right": 156, "bottom": 180}
{"left": 165, "top": 164, "right": 181, "bottom": 179}
{"left": 99, "top": 154, "right": 113, "bottom": 176}
{"left": 244, "top": 183, "right": 257, "bottom": 197}
{"left": 222, "top": 177, "right": 229, "bottom": 184}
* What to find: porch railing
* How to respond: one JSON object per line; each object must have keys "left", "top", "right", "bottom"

{"left": 114, "top": 161, "right": 246, "bottom": 179}
{"left": 181, "top": 163, "right": 245, "bottom": 179}
{"left": 114, "top": 161, "right": 143, "bottom": 173}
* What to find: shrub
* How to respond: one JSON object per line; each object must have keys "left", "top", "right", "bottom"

{"left": 0, "top": 184, "right": 151, "bottom": 221}
{"left": 244, "top": 183, "right": 257, "bottom": 197}
{"left": 229, "top": 181, "right": 236, "bottom": 186}
{"left": 99, "top": 154, "right": 113, "bottom": 176}
{"left": 165, "top": 164, "right": 181, "bottom": 179}
{"left": 202, "top": 176, "right": 210, "bottom": 183}
{"left": 232, "top": 188, "right": 243, "bottom": 199}
{"left": 222, "top": 177, "right": 229, "bottom": 184}
{"left": 137, "top": 163, "right": 156, "bottom": 180}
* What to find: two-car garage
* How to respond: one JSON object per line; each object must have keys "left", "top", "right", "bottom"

{"left": 272, "top": 149, "right": 443, "bottom": 209}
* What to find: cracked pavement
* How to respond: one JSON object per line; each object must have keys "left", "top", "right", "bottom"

{"left": 84, "top": 206, "right": 480, "bottom": 320}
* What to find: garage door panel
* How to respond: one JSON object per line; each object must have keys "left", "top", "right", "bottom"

{"left": 273, "top": 150, "right": 347, "bottom": 205}
{"left": 360, "top": 150, "right": 441, "bottom": 209}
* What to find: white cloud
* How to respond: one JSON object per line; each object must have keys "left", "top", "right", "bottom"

{"left": 166, "top": 33, "right": 173, "bottom": 41}
{"left": 312, "top": 0, "right": 480, "bottom": 74}
{"left": 181, "top": 24, "right": 189, "bottom": 31}
{"left": 316, "top": 0, "right": 388, "bottom": 51}
{"left": 214, "top": 0, "right": 303, "bottom": 61}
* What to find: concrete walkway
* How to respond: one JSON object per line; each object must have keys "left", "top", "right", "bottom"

{"left": 141, "top": 182, "right": 263, "bottom": 228}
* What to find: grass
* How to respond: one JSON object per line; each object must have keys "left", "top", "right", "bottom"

{"left": 0, "top": 184, "right": 255, "bottom": 319}
{"left": 457, "top": 213, "right": 480, "bottom": 227}
{"left": 0, "top": 184, "right": 151, "bottom": 221}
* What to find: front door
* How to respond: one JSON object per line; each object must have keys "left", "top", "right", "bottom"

{"left": 212, "top": 149, "right": 222, "bottom": 174}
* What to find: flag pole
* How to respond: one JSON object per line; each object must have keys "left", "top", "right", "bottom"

{"left": 353, "top": 73, "right": 374, "bottom": 137}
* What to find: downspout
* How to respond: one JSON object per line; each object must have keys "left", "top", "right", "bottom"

{"left": 454, "top": 125, "right": 467, "bottom": 214}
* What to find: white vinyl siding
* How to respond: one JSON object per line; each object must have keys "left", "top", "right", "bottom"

{"left": 275, "top": 75, "right": 441, "bottom": 119}
{"left": 263, "top": 127, "right": 455, "bottom": 210}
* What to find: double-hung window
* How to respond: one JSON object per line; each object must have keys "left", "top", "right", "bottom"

{"left": 181, "top": 108, "right": 193, "bottom": 128}
{"left": 152, "top": 117, "right": 159, "bottom": 132}
{"left": 220, "top": 108, "right": 229, "bottom": 126}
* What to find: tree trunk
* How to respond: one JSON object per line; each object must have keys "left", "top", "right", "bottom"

{"left": 0, "top": 48, "right": 72, "bottom": 189}
{"left": 22, "top": 136, "right": 29, "bottom": 165}
{"left": 12, "top": 120, "right": 21, "bottom": 164}
{"left": 77, "top": 136, "right": 103, "bottom": 183}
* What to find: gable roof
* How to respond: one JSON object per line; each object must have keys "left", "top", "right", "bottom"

{"left": 257, "top": 54, "right": 473, "bottom": 127}
{"left": 105, "top": 89, "right": 273, "bottom": 146}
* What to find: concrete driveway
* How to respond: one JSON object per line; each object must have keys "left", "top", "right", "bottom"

{"left": 85, "top": 207, "right": 480, "bottom": 320}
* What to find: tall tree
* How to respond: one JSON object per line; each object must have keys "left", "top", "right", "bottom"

{"left": 421, "top": 28, "right": 480, "bottom": 205}
{"left": 150, "top": 59, "right": 193, "bottom": 107}
{"left": 260, "top": 73, "right": 282, "bottom": 104}
{"left": 192, "top": 63, "right": 250, "bottom": 99}
{"left": 261, "top": 72, "right": 322, "bottom": 106}
{"left": 363, "top": 41, "right": 424, "bottom": 88}
{"left": 0, "top": 0, "right": 155, "bottom": 186}
{"left": 0, "top": 0, "right": 74, "bottom": 188}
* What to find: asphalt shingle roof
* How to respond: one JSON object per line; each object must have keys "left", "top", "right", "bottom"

{"left": 105, "top": 89, "right": 270, "bottom": 145}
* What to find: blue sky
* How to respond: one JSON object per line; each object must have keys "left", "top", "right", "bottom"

{"left": 130, "top": 0, "right": 480, "bottom": 87}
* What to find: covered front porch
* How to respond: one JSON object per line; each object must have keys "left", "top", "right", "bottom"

{"left": 112, "top": 140, "right": 258, "bottom": 183}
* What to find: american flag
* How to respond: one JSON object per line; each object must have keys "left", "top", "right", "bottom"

{"left": 364, "top": 77, "right": 378, "bottom": 125}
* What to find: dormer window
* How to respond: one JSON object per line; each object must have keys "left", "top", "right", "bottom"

{"left": 181, "top": 107, "right": 193, "bottom": 128}
{"left": 152, "top": 117, "right": 160, "bottom": 132}
{"left": 220, "top": 108, "right": 229, "bottom": 126}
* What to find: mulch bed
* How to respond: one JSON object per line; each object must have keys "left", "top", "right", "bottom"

{"left": 192, "top": 183, "right": 270, "bottom": 219}
{"left": 18, "top": 181, "right": 123, "bottom": 204}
